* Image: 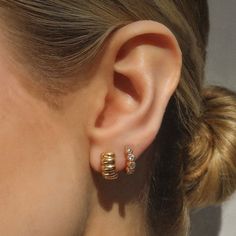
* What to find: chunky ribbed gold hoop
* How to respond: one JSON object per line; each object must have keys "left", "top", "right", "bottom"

{"left": 125, "top": 146, "right": 136, "bottom": 175}
{"left": 100, "top": 152, "right": 119, "bottom": 180}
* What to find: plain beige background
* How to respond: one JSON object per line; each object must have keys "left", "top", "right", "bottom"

{"left": 190, "top": 1, "right": 236, "bottom": 236}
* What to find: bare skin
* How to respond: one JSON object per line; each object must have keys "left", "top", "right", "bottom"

{"left": 0, "top": 20, "right": 182, "bottom": 235}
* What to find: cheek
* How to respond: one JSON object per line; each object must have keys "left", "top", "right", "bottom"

{"left": 0, "top": 115, "right": 91, "bottom": 235}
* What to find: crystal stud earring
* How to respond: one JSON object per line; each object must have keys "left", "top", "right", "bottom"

{"left": 125, "top": 145, "right": 136, "bottom": 175}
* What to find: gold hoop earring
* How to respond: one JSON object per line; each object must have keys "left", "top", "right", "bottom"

{"left": 125, "top": 145, "right": 136, "bottom": 175}
{"left": 100, "top": 152, "right": 119, "bottom": 180}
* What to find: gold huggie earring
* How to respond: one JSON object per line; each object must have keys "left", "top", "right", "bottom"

{"left": 125, "top": 145, "right": 136, "bottom": 175}
{"left": 101, "top": 152, "right": 119, "bottom": 180}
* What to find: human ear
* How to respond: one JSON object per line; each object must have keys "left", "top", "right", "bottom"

{"left": 86, "top": 20, "right": 182, "bottom": 174}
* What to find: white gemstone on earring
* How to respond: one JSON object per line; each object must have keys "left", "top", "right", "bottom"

{"left": 128, "top": 161, "right": 136, "bottom": 169}
{"left": 128, "top": 153, "right": 135, "bottom": 161}
{"left": 125, "top": 146, "right": 133, "bottom": 154}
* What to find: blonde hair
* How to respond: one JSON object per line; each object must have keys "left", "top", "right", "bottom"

{"left": 0, "top": 1, "right": 236, "bottom": 235}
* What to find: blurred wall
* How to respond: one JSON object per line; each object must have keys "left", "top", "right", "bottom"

{"left": 190, "top": 1, "right": 236, "bottom": 236}
{"left": 206, "top": 0, "right": 236, "bottom": 89}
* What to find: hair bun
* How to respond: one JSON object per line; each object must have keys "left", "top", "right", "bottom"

{"left": 183, "top": 85, "right": 236, "bottom": 209}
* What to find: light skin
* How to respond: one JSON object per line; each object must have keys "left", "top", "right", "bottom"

{"left": 0, "top": 20, "right": 181, "bottom": 235}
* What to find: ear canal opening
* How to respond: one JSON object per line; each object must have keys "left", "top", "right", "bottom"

{"left": 114, "top": 71, "right": 140, "bottom": 102}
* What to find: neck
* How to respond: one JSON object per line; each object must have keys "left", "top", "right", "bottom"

{"left": 84, "top": 164, "right": 151, "bottom": 236}
{"left": 84, "top": 198, "right": 147, "bottom": 236}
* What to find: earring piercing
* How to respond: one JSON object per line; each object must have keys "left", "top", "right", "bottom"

{"left": 100, "top": 152, "right": 119, "bottom": 180}
{"left": 125, "top": 145, "right": 136, "bottom": 175}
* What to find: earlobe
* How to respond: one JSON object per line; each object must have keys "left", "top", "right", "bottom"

{"left": 87, "top": 20, "right": 182, "bottom": 176}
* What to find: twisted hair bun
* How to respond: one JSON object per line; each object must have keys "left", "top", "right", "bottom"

{"left": 183, "top": 85, "right": 236, "bottom": 209}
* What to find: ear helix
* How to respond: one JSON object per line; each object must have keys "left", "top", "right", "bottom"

{"left": 100, "top": 145, "right": 137, "bottom": 180}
